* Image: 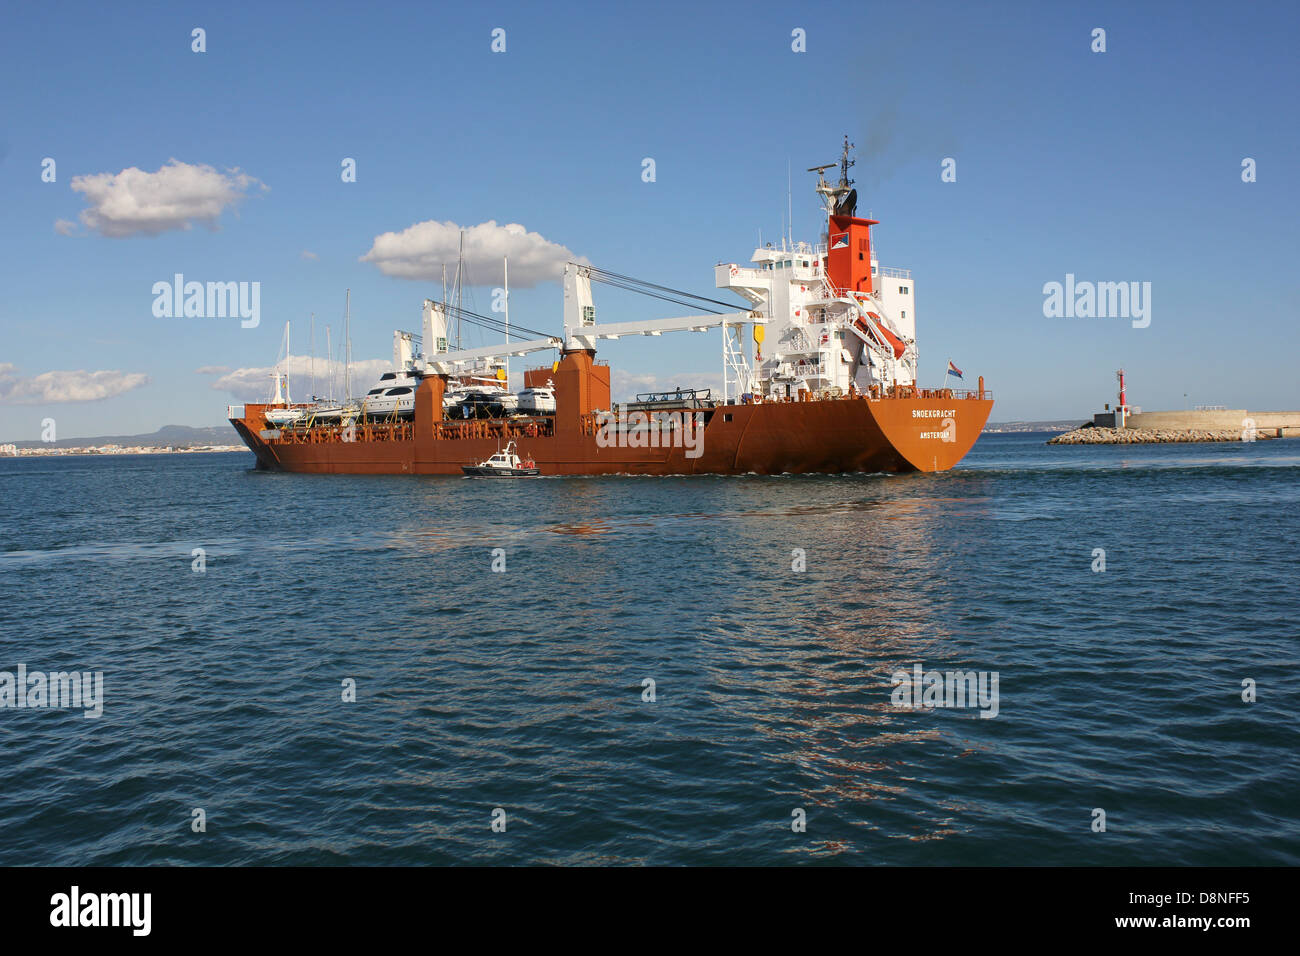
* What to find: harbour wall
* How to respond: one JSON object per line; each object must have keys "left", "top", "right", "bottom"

{"left": 1122, "top": 410, "right": 1300, "bottom": 437}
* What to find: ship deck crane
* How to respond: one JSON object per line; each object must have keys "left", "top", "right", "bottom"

{"left": 418, "top": 262, "right": 766, "bottom": 400}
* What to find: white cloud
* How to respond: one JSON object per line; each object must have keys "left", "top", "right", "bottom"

{"left": 69, "top": 159, "right": 264, "bottom": 238}
{"left": 360, "top": 220, "right": 584, "bottom": 287}
{"left": 0, "top": 364, "right": 149, "bottom": 404}
{"left": 202, "top": 356, "right": 391, "bottom": 402}
{"left": 300, "top": 250, "right": 318, "bottom": 260}
{"left": 53, "top": 219, "right": 79, "bottom": 236}
{"left": 609, "top": 368, "right": 721, "bottom": 402}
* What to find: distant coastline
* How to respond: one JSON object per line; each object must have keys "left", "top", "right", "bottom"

{"left": 0, "top": 423, "right": 240, "bottom": 457}
{"left": 3, "top": 444, "right": 246, "bottom": 458}
{"left": 981, "top": 420, "right": 1083, "bottom": 434}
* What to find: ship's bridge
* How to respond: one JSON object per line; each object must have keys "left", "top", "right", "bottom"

{"left": 749, "top": 243, "right": 824, "bottom": 278}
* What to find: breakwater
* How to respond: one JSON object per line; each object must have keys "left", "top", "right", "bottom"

{"left": 1049, "top": 426, "right": 1268, "bottom": 445}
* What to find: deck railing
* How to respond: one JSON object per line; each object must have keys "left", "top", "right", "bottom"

{"left": 743, "top": 386, "right": 991, "bottom": 403}
{"left": 263, "top": 415, "right": 558, "bottom": 445}
{"left": 432, "top": 417, "right": 555, "bottom": 442}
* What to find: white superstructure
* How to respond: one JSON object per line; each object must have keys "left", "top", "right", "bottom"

{"left": 714, "top": 138, "right": 919, "bottom": 400}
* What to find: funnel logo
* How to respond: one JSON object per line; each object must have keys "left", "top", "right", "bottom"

{"left": 595, "top": 410, "right": 704, "bottom": 459}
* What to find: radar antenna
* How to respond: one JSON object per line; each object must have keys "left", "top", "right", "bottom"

{"left": 807, "top": 162, "right": 836, "bottom": 183}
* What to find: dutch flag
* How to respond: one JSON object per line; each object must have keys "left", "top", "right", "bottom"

{"left": 946, "top": 360, "right": 964, "bottom": 379}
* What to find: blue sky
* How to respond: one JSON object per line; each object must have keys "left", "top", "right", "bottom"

{"left": 1, "top": 0, "right": 1297, "bottom": 439}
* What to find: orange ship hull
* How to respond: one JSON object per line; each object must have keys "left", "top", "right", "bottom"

{"left": 231, "top": 389, "right": 991, "bottom": 476}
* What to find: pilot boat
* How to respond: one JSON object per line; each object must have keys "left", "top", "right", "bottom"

{"left": 461, "top": 440, "right": 540, "bottom": 477}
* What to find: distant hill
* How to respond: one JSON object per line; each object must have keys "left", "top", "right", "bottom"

{"left": 7, "top": 423, "right": 236, "bottom": 449}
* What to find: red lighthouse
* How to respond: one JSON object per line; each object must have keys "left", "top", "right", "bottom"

{"left": 1117, "top": 369, "right": 1129, "bottom": 427}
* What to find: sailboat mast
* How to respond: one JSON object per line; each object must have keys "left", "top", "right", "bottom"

{"left": 326, "top": 326, "right": 334, "bottom": 402}
{"left": 455, "top": 231, "right": 464, "bottom": 350}
{"left": 344, "top": 289, "right": 352, "bottom": 401}
{"left": 309, "top": 313, "right": 316, "bottom": 401}
{"left": 284, "top": 321, "right": 292, "bottom": 404}
{"left": 503, "top": 256, "right": 510, "bottom": 383}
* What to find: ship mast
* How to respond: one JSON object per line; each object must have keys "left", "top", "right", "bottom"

{"left": 810, "top": 135, "right": 857, "bottom": 217}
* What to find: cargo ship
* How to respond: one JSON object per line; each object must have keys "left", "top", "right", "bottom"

{"left": 228, "top": 139, "right": 992, "bottom": 475}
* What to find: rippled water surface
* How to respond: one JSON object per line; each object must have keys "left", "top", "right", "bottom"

{"left": 1, "top": 434, "right": 1297, "bottom": 865}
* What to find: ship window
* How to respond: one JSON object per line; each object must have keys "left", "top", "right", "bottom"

{"left": 380, "top": 373, "right": 396, "bottom": 381}
{"left": 387, "top": 387, "right": 413, "bottom": 395}
{"left": 901, "top": 311, "right": 906, "bottom": 319}
{"left": 367, "top": 388, "right": 383, "bottom": 395}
